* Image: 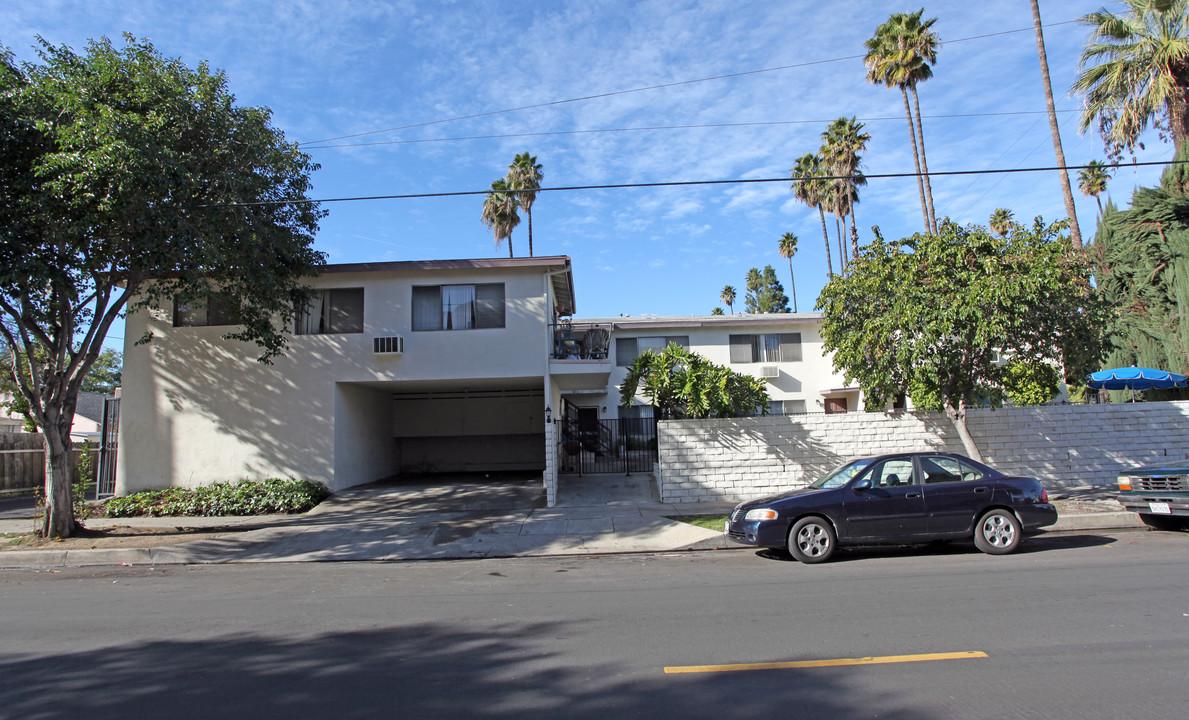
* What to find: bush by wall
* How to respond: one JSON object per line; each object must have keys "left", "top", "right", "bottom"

{"left": 105, "top": 478, "right": 330, "bottom": 517}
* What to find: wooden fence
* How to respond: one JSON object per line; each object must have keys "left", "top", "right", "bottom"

{"left": 0, "top": 433, "right": 97, "bottom": 494}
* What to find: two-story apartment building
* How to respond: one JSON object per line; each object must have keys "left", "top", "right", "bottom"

{"left": 116, "top": 255, "right": 856, "bottom": 503}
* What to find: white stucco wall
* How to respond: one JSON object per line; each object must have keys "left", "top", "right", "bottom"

{"left": 117, "top": 263, "right": 558, "bottom": 493}
{"left": 656, "top": 401, "right": 1189, "bottom": 503}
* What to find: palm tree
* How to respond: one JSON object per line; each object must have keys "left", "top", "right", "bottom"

{"left": 820, "top": 116, "right": 870, "bottom": 262}
{"left": 1078, "top": 160, "right": 1112, "bottom": 217}
{"left": 720, "top": 285, "right": 736, "bottom": 314}
{"left": 791, "top": 152, "right": 834, "bottom": 277}
{"left": 1032, "top": 0, "right": 1083, "bottom": 250}
{"left": 778, "top": 232, "right": 799, "bottom": 313}
{"left": 1072, "top": 0, "right": 1189, "bottom": 159}
{"left": 864, "top": 9, "right": 939, "bottom": 233}
{"left": 507, "top": 152, "right": 543, "bottom": 257}
{"left": 480, "top": 178, "right": 520, "bottom": 257}
{"left": 989, "top": 208, "right": 1014, "bottom": 237}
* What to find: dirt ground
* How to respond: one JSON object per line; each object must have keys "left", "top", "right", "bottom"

{"left": 1, "top": 524, "right": 250, "bottom": 551}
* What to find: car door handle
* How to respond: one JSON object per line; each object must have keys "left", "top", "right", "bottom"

{"left": 906, "top": 492, "right": 920, "bottom": 498}
{"left": 973, "top": 487, "right": 988, "bottom": 493}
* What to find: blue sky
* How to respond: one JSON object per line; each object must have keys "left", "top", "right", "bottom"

{"left": 2, "top": 0, "right": 1172, "bottom": 341}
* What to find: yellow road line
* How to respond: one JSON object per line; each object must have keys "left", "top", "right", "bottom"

{"left": 664, "top": 650, "right": 988, "bottom": 674}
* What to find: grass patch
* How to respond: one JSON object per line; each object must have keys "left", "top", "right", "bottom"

{"left": 665, "top": 514, "right": 728, "bottom": 531}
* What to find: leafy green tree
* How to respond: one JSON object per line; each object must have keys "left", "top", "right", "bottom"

{"left": 864, "top": 9, "right": 939, "bottom": 233}
{"left": 1095, "top": 148, "right": 1189, "bottom": 385}
{"left": 619, "top": 343, "right": 770, "bottom": 420}
{"left": 817, "top": 219, "right": 1108, "bottom": 461}
{"left": 791, "top": 152, "right": 834, "bottom": 277}
{"left": 720, "top": 285, "right": 736, "bottom": 314}
{"left": 989, "top": 208, "right": 1014, "bottom": 237}
{"left": 506, "top": 152, "right": 543, "bottom": 257}
{"left": 743, "top": 266, "right": 790, "bottom": 314}
{"left": 1003, "top": 360, "right": 1061, "bottom": 406}
{"left": 1078, "top": 160, "right": 1112, "bottom": 217}
{"left": 711, "top": 307, "right": 724, "bottom": 315}
{"left": 480, "top": 178, "right": 520, "bottom": 257}
{"left": 1072, "top": 0, "right": 1189, "bottom": 159}
{"left": 778, "top": 232, "right": 799, "bottom": 312}
{"left": 0, "top": 36, "right": 325, "bottom": 538}
{"left": 81, "top": 349, "right": 122, "bottom": 395}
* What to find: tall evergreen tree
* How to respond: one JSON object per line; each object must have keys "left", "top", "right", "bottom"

{"left": 743, "top": 266, "right": 790, "bottom": 314}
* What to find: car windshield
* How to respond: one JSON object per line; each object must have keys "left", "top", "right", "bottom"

{"left": 809, "top": 458, "right": 875, "bottom": 489}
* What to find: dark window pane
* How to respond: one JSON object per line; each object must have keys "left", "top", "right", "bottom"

{"left": 412, "top": 286, "right": 441, "bottom": 331}
{"left": 475, "top": 283, "right": 505, "bottom": 328}
{"left": 328, "top": 288, "right": 364, "bottom": 333}
{"left": 729, "top": 334, "right": 752, "bottom": 363}
{"left": 616, "top": 338, "right": 638, "bottom": 366}
{"left": 779, "top": 333, "right": 802, "bottom": 362}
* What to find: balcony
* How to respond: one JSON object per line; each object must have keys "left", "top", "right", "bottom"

{"left": 549, "top": 321, "right": 613, "bottom": 390}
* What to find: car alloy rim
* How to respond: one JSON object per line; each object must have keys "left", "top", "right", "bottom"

{"left": 797, "top": 524, "right": 829, "bottom": 556}
{"left": 982, "top": 515, "right": 1015, "bottom": 547}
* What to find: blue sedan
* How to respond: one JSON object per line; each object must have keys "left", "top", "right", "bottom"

{"left": 726, "top": 452, "right": 1058, "bottom": 563}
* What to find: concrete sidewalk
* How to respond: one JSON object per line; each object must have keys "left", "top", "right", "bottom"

{"left": 0, "top": 475, "right": 1144, "bottom": 569}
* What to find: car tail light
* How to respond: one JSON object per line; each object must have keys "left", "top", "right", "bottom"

{"left": 1117, "top": 475, "right": 1132, "bottom": 491}
{"left": 1040, "top": 489, "right": 1048, "bottom": 503}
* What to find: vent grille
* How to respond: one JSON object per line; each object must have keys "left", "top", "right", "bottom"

{"left": 373, "top": 336, "right": 405, "bottom": 355}
{"left": 760, "top": 366, "right": 779, "bottom": 379}
{"left": 1133, "top": 475, "right": 1187, "bottom": 492}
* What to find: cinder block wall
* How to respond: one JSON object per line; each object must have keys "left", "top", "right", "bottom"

{"left": 657, "top": 401, "right": 1189, "bottom": 503}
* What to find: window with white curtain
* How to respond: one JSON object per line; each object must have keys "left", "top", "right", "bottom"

{"left": 728, "top": 333, "right": 802, "bottom": 363}
{"left": 412, "top": 283, "right": 505, "bottom": 331}
{"left": 295, "top": 288, "right": 364, "bottom": 335}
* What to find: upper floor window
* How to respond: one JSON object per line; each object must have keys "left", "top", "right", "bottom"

{"left": 412, "top": 283, "right": 505, "bottom": 331}
{"left": 296, "top": 288, "right": 364, "bottom": 335}
{"left": 729, "top": 333, "right": 801, "bottom": 363}
{"left": 173, "top": 294, "right": 240, "bottom": 328}
{"left": 615, "top": 336, "right": 690, "bottom": 366}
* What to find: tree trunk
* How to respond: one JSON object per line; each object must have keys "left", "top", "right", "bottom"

{"left": 901, "top": 86, "right": 930, "bottom": 233}
{"left": 835, "top": 216, "right": 846, "bottom": 274}
{"left": 849, "top": 205, "right": 860, "bottom": 261}
{"left": 911, "top": 86, "right": 938, "bottom": 234}
{"left": 527, "top": 209, "right": 534, "bottom": 257}
{"left": 1031, "top": 0, "right": 1082, "bottom": 250}
{"left": 40, "top": 425, "right": 76, "bottom": 538}
{"left": 819, "top": 207, "right": 834, "bottom": 277}
{"left": 945, "top": 397, "right": 983, "bottom": 463}
{"left": 787, "top": 258, "right": 797, "bottom": 313}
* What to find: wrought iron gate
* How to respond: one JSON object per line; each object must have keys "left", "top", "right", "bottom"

{"left": 558, "top": 403, "right": 657, "bottom": 475}
{"left": 95, "top": 397, "right": 120, "bottom": 499}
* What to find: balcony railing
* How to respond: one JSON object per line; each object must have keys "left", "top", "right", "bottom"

{"left": 551, "top": 322, "right": 613, "bottom": 361}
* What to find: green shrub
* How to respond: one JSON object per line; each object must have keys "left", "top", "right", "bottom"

{"left": 106, "top": 478, "right": 330, "bottom": 518}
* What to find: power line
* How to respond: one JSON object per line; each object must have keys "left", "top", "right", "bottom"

{"left": 209, "top": 160, "right": 1174, "bottom": 208}
{"left": 299, "top": 19, "right": 1081, "bottom": 147}
{"left": 302, "top": 109, "right": 1081, "bottom": 150}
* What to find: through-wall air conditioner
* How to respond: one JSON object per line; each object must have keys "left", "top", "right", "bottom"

{"left": 760, "top": 365, "right": 779, "bottom": 379}
{"left": 373, "top": 336, "right": 405, "bottom": 355}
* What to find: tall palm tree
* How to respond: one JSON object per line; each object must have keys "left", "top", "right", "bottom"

{"left": 1072, "top": 0, "right": 1189, "bottom": 159}
{"left": 778, "top": 232, "right": 799, "bottom": 313}
{"left": 507, "top": 152, "right": 543, "bottom": 257}
{"left": 480, "top": 178, "right": 520, "bottom": 258}
{"left": 989, "top": 208, "right": 1014, "bottom": 237}
{"left": 1078, "top": 160, "right": 1112, "bottom": 217}
{"left": 790, "top": 152, "right": 834, "bottom": 277}
{"left": 1032, "top": 0, "right": 1083, "bottom": 250}
{"left": 820, "top": 116, "right": 870, "bottom": 262}
{"left": 864, "top": 9, "right": 939, "bottom": 233}
{"left": 720, "top": 285, "right": 736, "bottom": 315}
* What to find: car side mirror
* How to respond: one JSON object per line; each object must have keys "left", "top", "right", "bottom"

{"left": 852, "top": 478, "right": 872, "bottom": 491}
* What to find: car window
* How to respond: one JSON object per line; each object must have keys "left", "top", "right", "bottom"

{"left": 809, "top": 458, "right": 874, "bottom": 489}
{"left": 920, "top": 456, "right": 986, "bottom": 483}
{"left": 866, "top": 458, "right": 916, "bottom": 488}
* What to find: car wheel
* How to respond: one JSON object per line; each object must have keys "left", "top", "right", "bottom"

{"left": 973, "top": 509, "right": 1022, "bottom": 555}
{"left": 787, "top": 517, "right": 837, "bottom": 564}
{"left": 1139, "top": 514, "right": 1187, "bottom": 532}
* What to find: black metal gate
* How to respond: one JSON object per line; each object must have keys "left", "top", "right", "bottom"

{"left": 558, "top": 404, "right": 657, "bottom": 475}
{"left": 95, "top": 397, "right": 120, "bottom": 499}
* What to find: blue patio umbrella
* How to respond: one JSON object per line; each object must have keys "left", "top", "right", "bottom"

{"left": 1086, "top": 366, "right": 1189, "bottom": 391}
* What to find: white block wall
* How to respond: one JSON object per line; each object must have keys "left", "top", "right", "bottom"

{"left": 657, "top": 401, "right": 1189, "bottom": 503}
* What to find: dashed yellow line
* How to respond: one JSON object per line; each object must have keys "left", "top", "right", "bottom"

{"left": 664, "top": 650, "right": 988, "bottom": 674}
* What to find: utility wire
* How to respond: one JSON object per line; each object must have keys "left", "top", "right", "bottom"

{"left": 210, "top": 159, "right": 1175, "bottom": 208}
{"left": 302, "top": 109, "right": 1082, "bottom": 150}
{"left": 299, "top": 19, "right": 1081, "bottom": 147}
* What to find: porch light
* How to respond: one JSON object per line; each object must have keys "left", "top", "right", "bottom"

{"left": 545, "top": 406, "right": 552, "bottom": 424}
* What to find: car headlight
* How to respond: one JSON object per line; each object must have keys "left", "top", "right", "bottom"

{"left": 1117, "top": 475, "right": 1132, "bottom": 491}
{"left": 744, "top": 508, "right": 778, "bottom": 521}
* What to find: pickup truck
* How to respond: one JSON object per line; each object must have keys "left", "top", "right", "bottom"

{"left": 1117, "top": 462, "right": 1189, "bottom": 531}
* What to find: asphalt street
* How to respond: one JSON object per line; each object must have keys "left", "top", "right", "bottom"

{"left": 1, "top": 528, "right": 1186, "bottom": 720}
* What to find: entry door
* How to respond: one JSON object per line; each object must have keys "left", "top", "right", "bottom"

{"left": 842, "top": 457, "right": 927, "bottom": 539}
